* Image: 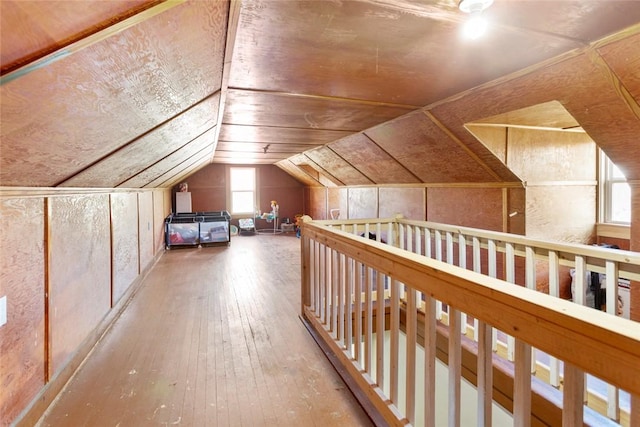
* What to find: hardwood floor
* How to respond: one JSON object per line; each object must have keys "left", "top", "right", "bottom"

{"left": 38, "top": 233, "right": 374, "bottom": 427}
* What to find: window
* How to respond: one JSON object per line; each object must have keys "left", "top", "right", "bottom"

{"left": 601, "top": 151, "right": 630, "bottom": 224}
{"left": 229, "top": 167, "right": 256, "bottom": 215}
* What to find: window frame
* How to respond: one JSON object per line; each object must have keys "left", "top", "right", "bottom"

{"left": 228, "top": 166, "right": 257, "bottom": 216}
{"left": 599, "top": 150, "right": 630, "bottom": 225}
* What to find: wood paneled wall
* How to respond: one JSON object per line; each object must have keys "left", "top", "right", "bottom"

{"left": 185, "top": 163, "right": 305, "bottom": 225}
{"left": 0, "top": 187, "right": 170, "bottom": 426}
{"left": 48, "top": 195, "right": 112, "bottom": 374}
{"left": 0, "top": 198, "right": 46, "bottom": 423}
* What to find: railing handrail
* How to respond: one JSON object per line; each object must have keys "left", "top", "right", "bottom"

{"left": 302, "top": 220, "right": 640, "bottom": 396}
{"left": 315, "top": 216, "right": 640, "bottom": 279}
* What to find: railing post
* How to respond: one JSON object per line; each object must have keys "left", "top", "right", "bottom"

{"left": 563, "top": 364, "right": 585, "bottom": 426}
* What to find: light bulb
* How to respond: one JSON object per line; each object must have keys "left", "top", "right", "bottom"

{"left": 463, "top": 13, "right": 487, "bottom": 39}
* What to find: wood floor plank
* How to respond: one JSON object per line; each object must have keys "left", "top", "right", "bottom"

{"left": 37, "top": 234, "right": 373, "bottom": 427}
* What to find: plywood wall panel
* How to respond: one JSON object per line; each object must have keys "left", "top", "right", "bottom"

{"left": 508, "top": 188, "right": 526, "bottom": 235}
{"left": 308, "top": 187, "right": 328, "bottom": 220}
{"left": 48, "top": 195, "right": 111, "bottom": 376}
{"left": 629, "top": 183, "right": 640, "bottom": 322}
{"left": 138, "top": 192, "right": 154, "bottom": 273}
{"left": 379, "top": 187, "right": 425, "bottom": 220}
{"left": 465, "top": 125, "right": 507, "bottom": 164}
{"left": 329, "top": 134, "right": 420, "bottom": 184}
{"left": 525, "top": 185, "right": 595, "bottom": 244}
{"left": 110, "top": 193, "right": 139, "bottom": 305}
{"left": 0, "top": 198, "right": 45, "bottom": 426}
{"left": 348, "top": 188, "right": 378, "bottom": 219}
{"left": 426, "top": 187, "right": 504, "bottom": 231}
{"left": 366, "top": 112, "right": 502, "bottom": 183}
{"left": 153, "top": 189, "right": 167, "bottom": 255}
{"left": 507, "top": 128, "right": 596, "bottom": 183}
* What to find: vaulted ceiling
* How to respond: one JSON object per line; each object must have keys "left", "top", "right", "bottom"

{"left": 2, "top": 0, "right": 640, "bottom": 188}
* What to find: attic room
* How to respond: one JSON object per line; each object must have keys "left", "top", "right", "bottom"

{"left": 1, "top": 1, "right": 640, "bottom": 426}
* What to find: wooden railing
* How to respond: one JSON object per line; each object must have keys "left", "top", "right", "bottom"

{"left": 299, "top": 216, "right": 640, "bottom": 427}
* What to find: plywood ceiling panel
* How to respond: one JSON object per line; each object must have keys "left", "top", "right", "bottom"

{"left": 119, "top": 127, "right": 218, "bottom": 188}
{"left": 223, "top": 89, "right": 414, "bottom": 132}
{"left": 2, "top": 0, "right": 640, "bottom": 187}
{"left": 219, "top": 124, "right": 353, "bottom": 145}
{"left": 597, "top": 32, "right": 640, "bottom": 107}
{"left": 431, "top": 51, "right": 640, "bottom": 180}
{"left": 0, "top": 0, "right": 157, "bottom": 74}
{"left": 0, "top": 1, "right": 227, "bottom": 187}
{"left": 148, "top": 148, "right": 214, "bottom": 189}
{"left": 305, "top": 147, "right": 373, "bottom": 186}
{"left": 329, "top": 133, "right": 420, "bottom": 184}
{"left": 276, "top": 160, "right": 323, "bottom": 187}
{"left": 228, "top": 0, "right": 602, "bottom": 107}
{"left": 60, "top": 94, "right": 220, "bottom": 188}
{"left": 366, "top": 112, "right": 499, "bottom": 183}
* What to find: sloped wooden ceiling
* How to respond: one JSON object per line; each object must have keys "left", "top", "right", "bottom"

{"left": 2, "top": 1, "right": 640, "bottom": 188}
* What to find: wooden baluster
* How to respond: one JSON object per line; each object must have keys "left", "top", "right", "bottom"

{"left": 338, "top": 253, "right": 345, "bottom": 346}
{"left": 390, "top": 279, "right": 400, "bottom": 405}
{"left": 321, "top": 244, "right": 327, "bottom": 323}
{"left": 424, "top": 228, "right": 432, "bottom": 258}
{"left": 563, "top": 363, "right": 584, "bottom": 426}
{"left": 571, "top": 258, "right": 590, "bottom": 406}
{"left": 345, "top": 256, "right": 353, "bottom": 355}
{"left": 514, "top": 339, "right": 532, "bottom": 427}
{"left": 477, "top": 315, "right": 493, "bottom": 427}
{"left": 424, "top": 295, "right": 436, "bottom": 427}
{"left": 525, "top": 246, "right": 537, "bottom": 374}
{"left": 506, "top": 242, "right": 515, "bottom": 361}
{"left": 459, "top": 234, "right": 468, "bottom": 335}
{"left": 548, "top": 250, "right": 561, "bottom": 387}
{"left": 307, "top": 239, "right": 318, "bottom": 314}
{"left": 375, "top": 269, "right": 384, "bottom": 387}
{"left": 472, "top": 237, "right": 481, "bottom": 341}
{"left": 331, "top": 249, "right": 338, "bottom": 337}
{"left": 354, "top": 260, "right": 362, "bottom": 365}
{"left": 605, "top": 259, "right": 620, "bottom": 421}
{"left": 365, "top": 266, "right": 373, "bottom": 376}
{"left": 405, "top": 286, "right": 417, "bottom": 425}
{"left": 449, "top": 307, "right": 461, "bottom": 427}
{"left": 488, "top": 239, "right": 498, "bottom": 352}
{"left": 435, "top": 230, "right": 443, "bottom": 319}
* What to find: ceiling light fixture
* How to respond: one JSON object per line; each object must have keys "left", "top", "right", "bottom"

{"left": 459, "top": 0, "right": 493, "bottom": 39}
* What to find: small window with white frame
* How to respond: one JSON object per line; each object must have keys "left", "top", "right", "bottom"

{"left": 600, "top": 151, "right": 630, "bottom": 224}
{"left": 229, "top": 167, "right": 256, "bottom": 215}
